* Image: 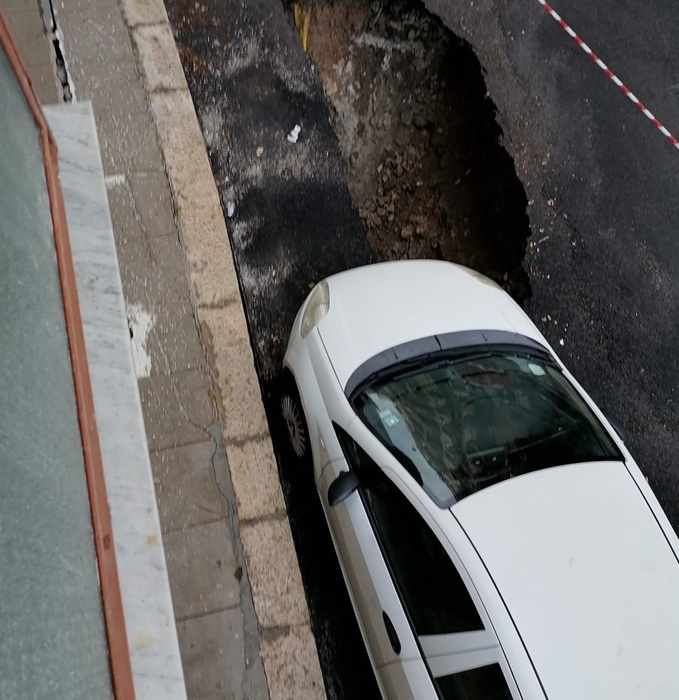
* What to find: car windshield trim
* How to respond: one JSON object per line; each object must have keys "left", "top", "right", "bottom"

{"left": 345, "top": 329, "right": 553, "bottom": 399}
{"left": 351, "top": 346, "right": 623, "bottom": 506}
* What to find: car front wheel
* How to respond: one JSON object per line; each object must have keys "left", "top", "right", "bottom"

{"left": 279, "top": 372, "right": 312, "bottom": 475}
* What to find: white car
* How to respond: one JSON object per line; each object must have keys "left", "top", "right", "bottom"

{"left": 280, "top": 260, "right": 679, "bottom": 700}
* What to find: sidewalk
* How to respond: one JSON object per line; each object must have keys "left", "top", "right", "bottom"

{"left": 0, "top": 0, "right": 324, "bottom": 697}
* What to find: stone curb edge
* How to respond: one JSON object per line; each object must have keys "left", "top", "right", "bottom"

{"left": 119, "top": 1, "right": 326, "bottom": 698}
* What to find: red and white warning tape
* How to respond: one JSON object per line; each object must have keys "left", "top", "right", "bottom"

{"left": 536, "top": 0, "right": 679, "bottom": 150}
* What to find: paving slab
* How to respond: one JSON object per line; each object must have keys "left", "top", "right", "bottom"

{"left": 173, "top": 190, "right": 242, "bottom": 307}
{"left": 107, "top": 186, "right": 193, "bottom": 302}
{"left": 57, "top": 4, "right": 132, "bottom": 60}
{"left": 133, "top": 22, "right": 187, "bottom": 91}
{"left": 198, "top": 306, "right": 271, "bottom": 442}
{"left": 127, "top": 170, "right": 178, "bottom": 237}
{"left": 151, "top": 441, "right": 224, "bottom": 532}
{"left": 145, "top": 300, "right": 207, "bottom": 376}
{"left": 57, "top": 0, "right": 118, "bottom": 12}
{"left": 121, "top": 0, "right": 168, "bottom": 27}
{"left": 74, "top": 57, "right": 149, "bottom": 120}
{"left": 97, "top": 106, "right": 166, "bottom": 176}
{"left": 164, "top": 519, "right": 241, "bottom": 620}
{"left": 260, "top": 625, "right": 326, "bottom": 700}
{"left": 139, "top": 370, "right": 215, "bottom": 451}
{"left": 240, "top": 517, "right": 309, "bottom": 630}
{"left": 225, "top": 437, "right": 286, "bottom": 522}
{"left": 146, "top": 89, "right": 211, "bottom": 203}
{"left": 177, "top": 608, "right": 268, "bottom": 700}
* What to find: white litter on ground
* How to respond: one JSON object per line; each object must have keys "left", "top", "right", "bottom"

{"left": 287, "top": 124, "right": 302, "bottom": 143}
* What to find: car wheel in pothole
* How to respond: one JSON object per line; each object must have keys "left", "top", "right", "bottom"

{"left": 279, "top": 371, "right": 312, "bottom": 476}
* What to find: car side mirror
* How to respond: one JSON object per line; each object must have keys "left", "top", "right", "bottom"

{"left": 606, "top": 413, "right": 627, "bottom": 443}
{"left": 328, "top": 471, "right": 361, "bottom": 507}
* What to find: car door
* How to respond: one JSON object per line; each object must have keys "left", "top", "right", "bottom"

{"left": 320, "top": 425, "right": 519, "bottom": 699}
{"left": 319, "top": 425, "right": 425, "bottom": 696}
{"left": 361, "top": 466, "right": 520, "bottom": 699}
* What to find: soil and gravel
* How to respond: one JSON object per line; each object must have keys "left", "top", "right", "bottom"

{"left": 304, "top": 0, "right": 531, "bottom": 300}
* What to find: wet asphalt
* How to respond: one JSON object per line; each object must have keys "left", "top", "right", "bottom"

{"left": 166, "top": 0, "right": 679, "bottom": 696}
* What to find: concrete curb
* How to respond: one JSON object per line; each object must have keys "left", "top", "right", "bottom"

{"left": 122, "top": 1, "right": 326, "bottom": 697}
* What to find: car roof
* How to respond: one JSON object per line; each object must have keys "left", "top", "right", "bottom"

{"left": 451, "top": 461, "right": 679, "bottom": 700}
{"left": 317, "top": 260, "right": 546, "bottom": 391}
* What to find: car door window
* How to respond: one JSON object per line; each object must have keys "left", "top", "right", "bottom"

{"left": 336, "top": 427, "right": 484, "bottom": 636}
{"left": 435, "top": 663, "right": 513, "bottom": 700}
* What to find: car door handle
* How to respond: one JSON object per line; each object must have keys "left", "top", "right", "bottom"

{"left": 382, "top": 611, "right": 401, "bottom": 655}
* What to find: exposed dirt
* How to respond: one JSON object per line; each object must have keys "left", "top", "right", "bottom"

{"left": 304, "top": 0, "right": 531, "bottom": 300}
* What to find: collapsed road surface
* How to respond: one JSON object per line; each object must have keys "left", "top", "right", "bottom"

{"left": 303, "top": 0, "right": 531, "bottom": 300}
{"left": 165, "top": 0, "right": 679, "bottom": 695}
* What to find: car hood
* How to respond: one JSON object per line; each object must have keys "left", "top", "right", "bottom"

{"left": 452, "top": 461, "right": 679, "bottom": 700}
{"left": 317, "top": 260, "right": 545, "bottom": 391}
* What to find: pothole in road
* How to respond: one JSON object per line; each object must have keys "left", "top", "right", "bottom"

{"left": 302, "top": 0, "right": 531, "bottom": 301}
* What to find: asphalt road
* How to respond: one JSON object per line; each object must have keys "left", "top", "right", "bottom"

{"left": 422, "top": 0, "right": 679, "bottom": 528}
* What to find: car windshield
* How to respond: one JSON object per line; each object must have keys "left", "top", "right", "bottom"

{"left": 352, "top": 350, "right": 622, "bottom": 506}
